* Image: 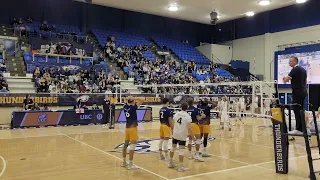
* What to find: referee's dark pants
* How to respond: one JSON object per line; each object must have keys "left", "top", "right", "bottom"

{"left": 292, "top": 88, "right": 307, "bottom": 132}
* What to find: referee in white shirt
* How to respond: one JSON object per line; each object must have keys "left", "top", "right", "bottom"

{"left": 283, "top": 56, "right": 307, "bottom": 135}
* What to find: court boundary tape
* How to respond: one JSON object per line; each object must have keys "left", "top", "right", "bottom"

{"left": 61, "top": 133, "right": 170, "bottom": 180}
{"left": 0, "top": 156, "right": 6, "bottom": 177}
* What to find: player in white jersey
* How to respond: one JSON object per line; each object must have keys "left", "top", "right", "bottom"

{"left": 239, "top": 96, "right": 246, "bottom": 121}
{"left": 221, "top": 96, "right": 231, "bottom": 131}
{"left": 264, "top": 98, "right": 271, "bottom": 116}
{"left": 253, "top": 96, "right": 259, "bottom": 113}
{"left": 217, "top": 97, "right": 223, "bottom": 129}
{"left": 168, "top": 103, "right": 194, "bottom": 172}
{"left": 234, "top": 98, "right": 243, "bottom": 125}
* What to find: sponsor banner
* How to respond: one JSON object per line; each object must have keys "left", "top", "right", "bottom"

{"left": 115, "top": 108, "right": 152, "bottom": 122}
{"left": 271, "top": 107, "right": 289, "bottom": 174}
{"left": 111, "top": 137, "right": 216, "bottom": 154}
{"left": 0, "top": 93, "right": 254, "bottom": 107}
{"left": 11, "top": 109, "right": 104, "bottom": 128}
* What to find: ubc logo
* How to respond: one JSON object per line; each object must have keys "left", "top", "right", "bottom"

{"left": 38, "top": 114, "right": 48, "bottom": 123}
{"left": 80, "top": 114, "right": 92, "bottom": 120}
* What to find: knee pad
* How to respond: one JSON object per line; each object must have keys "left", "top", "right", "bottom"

{"left": 179, "top": 149, "right": 185, "bottom": 156}
{"left": 159, "top": 139, "right": 164, "bottom": 150}
{"left": 188, "top": 138, "right": 193, "bottom": 144}
{"left": 129, "top": 143, "right": 136, "bottom": 151}
{"left": 171, "top": 147, "right": 176, "bottom": 153}
{"left": 163, "top": 140, "right": 169, "bottom": 151}
{"left": 123, "top": 141, "right": 129, "bottom": 150}
{"left": 196, "top": 139, "right": 201, "bottom": 145}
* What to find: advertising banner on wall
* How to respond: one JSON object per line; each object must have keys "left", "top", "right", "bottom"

{"left": 0, "top": 93, "right": 254, "bottom": 107}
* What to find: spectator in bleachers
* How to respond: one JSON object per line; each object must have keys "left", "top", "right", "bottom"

{"left": 1, "top": 61, "right": 6, "bottom": 72}
{"left": 38, "top": 82, "right": 49, "bottom": 93}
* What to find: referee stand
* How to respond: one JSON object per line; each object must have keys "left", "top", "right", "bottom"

{"left": 272, "top": 103, "right": 320, "bottom": 180}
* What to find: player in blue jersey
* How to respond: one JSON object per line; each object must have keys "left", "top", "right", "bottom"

{"left": 187, "top": 98, "right": 206, "bottom": 161}
{"left": 197, "top": 98, "right": 215, "bottom": 157}
{"left": 158, "top": 98, "right": 174, "bottom": 160}
{"left": 122, "top": 96, "right": 144, "bottom": 170}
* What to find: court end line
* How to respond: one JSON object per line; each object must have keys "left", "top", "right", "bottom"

{"left": 61, "top": 133, "right": 169, "bottom": 180}
{"left": 0, "top": 156, "right": 6, "bottom": 177}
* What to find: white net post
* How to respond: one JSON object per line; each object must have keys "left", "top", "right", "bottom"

{"left": 252, "top": 84, "right": 256, "bottom": 115}
{"left": 260, "top": 81, "right": 264, "bottom": 115}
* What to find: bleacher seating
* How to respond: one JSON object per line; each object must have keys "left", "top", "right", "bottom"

{"left": 92, "top": 29, "right": 149, "bottom": 48}
{"left": 152, "top": 37, "right": 210, "bottom": 65}
{"left": 29, "top": 22, "right": 83, "bottom": 36}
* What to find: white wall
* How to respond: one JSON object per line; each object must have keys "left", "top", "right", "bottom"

{"left": 232, "top": 24, "right": 320, "bottom": 81}
{"left": 232, "top": 35, "right": 265, "bottom": 76}
{"left": 196, "top": 44, "right": 232, "bottom": 64}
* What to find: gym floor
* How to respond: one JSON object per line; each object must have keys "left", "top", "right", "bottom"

{"left": 0, "top": 117, "right": 318, "bottom": 180}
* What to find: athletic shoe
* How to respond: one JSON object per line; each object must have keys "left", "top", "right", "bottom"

{"left": 127, "top": 163, "right": 139, "bottom": 170}
{"left": 165, "top": 155, "right": 170, "bottom": 161}
{"left": 159, "top": 154, "right": 165, "bottom": 160}
{"left": 229, "top": 128, "right": 232, "bottom": 131}
{"left": 288, "top": 130, "right": 303, "bottom": 135}
{"left": 307, "top": 129, "right": 312, "bottom": 135}
{"left": 194, "top": 155, "right": 204, "bottom": 162}
{"left": 202, "top": 152, "right": 211, "bottom": 157}
{"left": 121, "top": 161, "right": 128, "bottom": 167}
{"left": 168, "top": 161, "right": 175, "bottom": 168}
{"left": 189, "top": 154, "right": 194, "bottom": 160}
{"left": 177, "top": 166, "right": 189, "bottom": 172}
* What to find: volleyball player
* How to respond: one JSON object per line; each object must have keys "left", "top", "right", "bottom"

{"left": 234, "top": 98, "right": 242, "bottom": 125}
{"left": 197, "top": 98, "right": 214, "bottom": 157}
{"left": 159, "top": 98, "right": 173, "bottom": 161}
{"left": 122, "top": 96, "right": 144, "bottom": 170}
{"left": 187, "top": 98, "right": 205, "bottom": 161}
{"left": 239, "top": 96, "right": 246, "bottom": 120}
{"left": 264, "top": 98, "right": 271, "bottom": 116}
{"left": 168, "top": 102, "right": 194, "bottom": 172}
{"left": 217, "top": 97, "right": 223, "bottom": 129}
{"left": 221, "top": 96, "right": 231, "bottom": 131}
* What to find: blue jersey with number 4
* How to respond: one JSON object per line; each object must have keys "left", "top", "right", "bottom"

{"left": 123, "top": 104, "right": 138, "bottom": 128}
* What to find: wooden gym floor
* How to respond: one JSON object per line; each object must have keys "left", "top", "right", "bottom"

{"left": 0, "top": 117, "right": 319, "bottom": 180}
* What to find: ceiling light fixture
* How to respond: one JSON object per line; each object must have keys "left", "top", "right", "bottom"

{"left": 259, "top": 0, "right": 270, "bottom": 6}
{"left": 168, "top": 3, "right": 179, "bottom": 11}
{"left": 296, "top": 0, "right": 307, "bottom": 3}
{"left": 246, "top": 11, "right": 255, "bottom": 17}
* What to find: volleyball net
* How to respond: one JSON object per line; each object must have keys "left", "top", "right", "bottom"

{"left": 113, "top": 80, "right": 279, "bottom": 118}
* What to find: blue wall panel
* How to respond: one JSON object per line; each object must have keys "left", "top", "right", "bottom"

{"left": 0, "top": 0, "right": 213, "bottom": 46}
{"left": 214, "top": 0, "right": 320, "bottom": 42}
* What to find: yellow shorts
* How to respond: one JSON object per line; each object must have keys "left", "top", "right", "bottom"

{"left": 199, "top": 124, "right": 211, "bottom": 134}
{"left": 160, "top": 124, "right": 171, "bottom": 138}
{"left": 191, "top": 123, "right": 201, "bottom": 135}
{"left": 125, "top": 127, "right": 138, "bottom": 141}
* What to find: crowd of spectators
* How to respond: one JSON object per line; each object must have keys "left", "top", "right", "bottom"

{"left": 40, "top": 42, "right": 86, "bottom": 56}
{"left": 100, "top": 36, "right": 247, "bottom": 95}
{"left": 33, "top": 66, "right": 119, "bottom": 94}
{"left": 0, "top": 76, "right": 9, "bottom": 92}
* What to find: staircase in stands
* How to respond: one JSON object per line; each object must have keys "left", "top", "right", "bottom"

{"left": 120, "top": 78, "right": 141, "bottom": 94}
{"left": 4, "top": 55, "right": 36, "bottom": 93}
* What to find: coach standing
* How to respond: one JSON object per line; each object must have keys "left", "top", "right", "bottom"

{"left": 283, "top": 56, "right": 307, "bottom": 135}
